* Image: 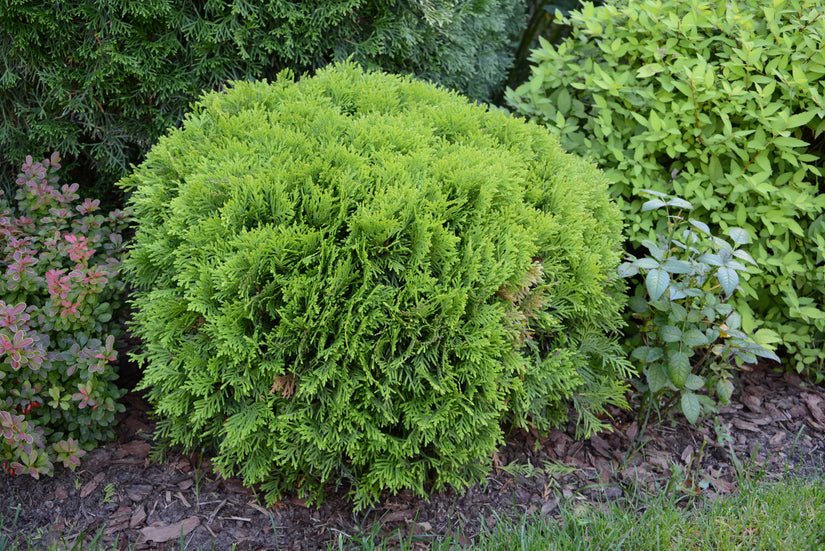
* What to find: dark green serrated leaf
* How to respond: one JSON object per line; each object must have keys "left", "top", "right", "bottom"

{"left": 669, "top": 302, "right": 687, "bottom": 322}
{"left": 642, "top": 199, "right": 667, "bottom": 211}
{"left": 618, "top": 262, "right": 639, "bottom": 278}
{"left": 646, "top": 364, "right": 670, "bottom": 394}
{"left": 716, "top": 379, "right": 734, "bottom": 404}
{"left": 667, "top": 197, "right": 693, "bottom": 210}
{"left": 716, "top": 266, "right": 739, "bottom": 295}
{"left": 667, "top": 350, "right": 691, "bottom": 388}
{"left": 689, "top": 219, "right": 710, "bottom": 235}
{"left": 681, "top": 328, "right": 708, "bottom": 347}
{"left": 659, "top": 325, "right": 682, "bottom": 343}
{"left": 681, "top": 392, "right": 701, "bottom": 424}
{"left": 646, "top": 269, "right": 670, "bottom": 300}
{"left": 634, "top": 258, "right": 660, "bottom": 270}
{"left": 685, "top": 374, "right": 705, "bottom": 390}
{"left": 632, "top": 346, "right": 664, "bottom": 363}
{"left": 661, "top": 258, "right": 693, "bottom": 274}
{"left": 728, "top": 227, "right": 750, "bottom": 245}
{"left": 628, "top": 295, "right": 649, "bottom": 313}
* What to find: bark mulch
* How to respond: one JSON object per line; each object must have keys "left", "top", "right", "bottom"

{"left": 2, "top": 361, "right": 823, "bottom": 550}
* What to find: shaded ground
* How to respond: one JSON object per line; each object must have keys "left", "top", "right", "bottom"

{"left": 2, "top": 361, "right": 824, "bottom": 550}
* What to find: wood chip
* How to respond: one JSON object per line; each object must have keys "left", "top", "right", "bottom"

{"left": 80, "top": 472, "right": 106, "bottom": 498}
{"left": 55, "top": 486, "right": 68, "bottom": 500}
{"left": 208, "top": 499, "right": 227, "bottom": 525}
{"left": 589, "top": 434, "right": 612, "bottom": 459}
{"left": 803, "top": 394, "right": 825, "bottom": 424}
{"left": 732, "top": 418, "right": 760, "bottom": 432}
{"left": 768, "top": 432, "right": 786, "bottom": 447}
{"left": 742, "top": 394, "right": 762, "bottom": 412}
{"left": 177, "top": 491, "right": 191, "bottom": 508}
{"left": 117, "top": 440, "right": 152, "bottom": 459}
{"left": 126, "top": 484, "right": 154, "bottom": 502}
{"left": 246, "top": 501, "right": 271, "bottom": 516}
{"left": 742, "top": 413, "right": 773, "bottom": 426}
{"left": 177, "top": 479, "right": 194, "bottom": 490}
{"left": 140, "top": 517, "right": 200, "bottom": 543}
{"left": 130, "top": 505, "right": 147, "bottom": 529}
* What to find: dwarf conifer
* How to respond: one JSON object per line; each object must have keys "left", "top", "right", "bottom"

{"left": 121, "top": 62, "right": 630, "bottom": 508}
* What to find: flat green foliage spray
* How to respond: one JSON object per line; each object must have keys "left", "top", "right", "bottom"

{"left": 121, "top": 63, "right": 631, "bottom": 508}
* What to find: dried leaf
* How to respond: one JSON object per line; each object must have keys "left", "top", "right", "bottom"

{"left": 140, "top": 517, "right": 199, "bottom": 543}
{"left": 680, "top": 445, "right": 694, "bottom": 465}
{"left": 270, "top": 375, "right": 295, "bottom": 398}
{"left": 80, "top": 472, "right": 105, "bottom": 498}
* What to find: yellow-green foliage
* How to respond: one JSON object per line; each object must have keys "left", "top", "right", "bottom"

{"left": 508, "top": 0, "right": 825, "bottom": 377}
{"left": 121, "top": 63, "right": 630, "bottom": 508}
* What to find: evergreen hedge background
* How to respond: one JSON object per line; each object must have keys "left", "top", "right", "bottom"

{"left": 0, "top": 0, "right": 523, "bottom": 196}
{"left": 121, "top": 62, "right": 631, "bottom": 508}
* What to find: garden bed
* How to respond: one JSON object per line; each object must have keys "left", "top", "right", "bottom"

{"left": 2, "top": 361, "right": 823, "bottom": 549}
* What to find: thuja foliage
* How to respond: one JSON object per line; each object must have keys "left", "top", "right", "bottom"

{"left": 507, "top": 0, "right": 825, "bottom": 378}
{"left": 0, "top": 0, "right": 522, "bottom": 194}
{"left": 1, "top": 154, "right": 128, "bottom": 477}
{"left": 121, "top": 62, "right": 631, "bottom": 508}
{"left": 619, "top": 191, "right": 779, "bottom": 424}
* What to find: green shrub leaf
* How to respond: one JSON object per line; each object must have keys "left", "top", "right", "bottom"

{"left": 681, "top": 392, "right": 701, "bottom": 424}
{"left": 667, "top": 350, "right": 691, "bottom": 388}
{"left": 646, "top": 269, "right": 670, "bottom": 300}
{"left": 728, "top": 227, "right": 750, "bottom": 245}
{"left": 659, "top": 325, "right": 682, "bottom": 343}
{"left": 716, "top": 266, "right": 740, "bottom": 295}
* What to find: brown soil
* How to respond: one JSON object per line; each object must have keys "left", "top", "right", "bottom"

{"left": 2, "top": 361, "right": 823, "bottom": 550}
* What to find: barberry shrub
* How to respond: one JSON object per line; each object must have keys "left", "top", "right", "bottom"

{"left": 121, "top": 63, "right": 631, "bottom": 509}
{"left": 0, "top": 153, "right": 128, "bottom": 477}
{"left": 507, "top": 0, "right": 825, "bottom": 379}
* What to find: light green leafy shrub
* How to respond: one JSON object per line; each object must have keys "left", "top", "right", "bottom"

{"left": 120, "top": 62, "right": 631, "bottom": 508}
{"left": 507, "top": 0, "right": 825, "bottom": 378}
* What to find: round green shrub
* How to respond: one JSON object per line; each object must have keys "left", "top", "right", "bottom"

{"left": 507, "top": 0, "right": 825, "bottom": 378}
{"left": 0, "top": 0, "right": 523, "bottom": 195}
{"left": 120, "top": 62, "right": 630, "bottom": 508}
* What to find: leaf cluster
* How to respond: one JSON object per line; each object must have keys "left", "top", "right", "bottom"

{"left": 507, "top": 0, "right": 825, "bottom": 379}
{"left": 0, "top": 0, "right": 523, "bottom": 196}
{"left": 0, "top": 154, "right": 129, "bottom": 477}
{"left": 121, "top": 62, "right": 631, "bottom": 509}
{"left": 619, "top": 191, "right": 780, "bottom": 424}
